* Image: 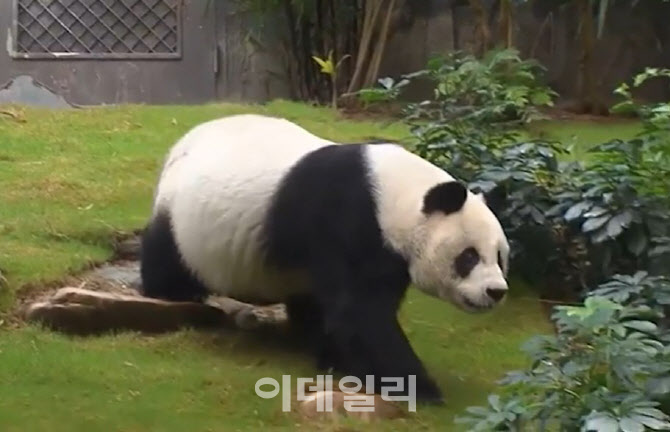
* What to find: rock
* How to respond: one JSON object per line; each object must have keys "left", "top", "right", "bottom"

{"left": 89, "top": 262, "right": 141, "bottom": 289}
{"left": 23, "top": 288, "right": 229, "bottom": 335}
{"left": 297, "top": 390, "right": 407, "bottom": 422}
{"left": 114, "top": 237, "right": 141, "bottom": 260}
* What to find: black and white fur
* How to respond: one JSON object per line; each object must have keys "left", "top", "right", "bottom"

{"left": 139, "top": 114, "right": 510, "bottom": 403}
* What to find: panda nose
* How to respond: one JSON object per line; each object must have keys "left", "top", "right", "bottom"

{"left": 486, "top": 288, "right": 507, "bottom": 302}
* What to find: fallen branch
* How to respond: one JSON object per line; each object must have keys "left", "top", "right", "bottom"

{"left": 23, "top": 287, "right": 287, "bottom": 336}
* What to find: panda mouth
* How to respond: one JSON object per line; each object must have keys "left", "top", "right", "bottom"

{"left": 463, "top": 297, "right": 478, "bottom": 308}
{"left": 461, "top": 295, "right": 493, "bottom": 312}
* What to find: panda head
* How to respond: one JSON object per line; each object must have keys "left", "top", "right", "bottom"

{"left": 409, "top": 181, "right": 510, "bottom": 313}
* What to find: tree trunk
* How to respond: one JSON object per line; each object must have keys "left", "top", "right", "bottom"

{"left": 469, "top": 0, "right": 490, "bottom": 55}
{"left": 282, "top": 0, "right": 306, "bottom": 99}
{"left": 300, "top": 18, "right": 316, "bottom": 100}
{"left": 578, "top": 0, "right": 598, "bottom": 113}
{"left": 498, "top": 0, "right": 513, "bottom": 48}
{"left": 347, "top": 0, "right": 384, "bottom": 93}
{"left": 328, "top": 0, "right": 338, "bottom": 65}
{"left": 331, "top": 73, "right": 338, "bottom": 109}
{"left": 451, "top": 2, "right": 461, "bottom": 50}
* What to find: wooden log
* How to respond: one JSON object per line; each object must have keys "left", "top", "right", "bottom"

{"left": 22, "top": 288, "right": 288, "bottom": 335}
{"left": 24, "top": 288, "right": 229, "bottom": 335}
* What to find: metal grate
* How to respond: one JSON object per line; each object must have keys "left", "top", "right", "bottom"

{"left": 11, "top": 0, "right": 181, "bottom": 59}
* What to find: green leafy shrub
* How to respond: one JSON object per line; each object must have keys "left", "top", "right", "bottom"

{"left": 354, "top": 77, "right": 410, "bottom": 107}
{"left": 455, "top": 274, "right": 670, "bottom": 431}
{"left": 554, "top": 69, "right": 670, "bottom": 286}
{"left": 590, "top": 272, "right": 670, "bottom": 318}
{"left": 547, "top": 138, "right": 670, "bottom": 286}
{"left": 612, "top": 68, "right": 670, "bottom": 137}
{"left": 406, "top": 49, "right": 555, "bottom": 124}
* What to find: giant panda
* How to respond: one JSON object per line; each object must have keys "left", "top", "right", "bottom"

{"left": 139, "top": 114, "right": 510, "bottom": 404}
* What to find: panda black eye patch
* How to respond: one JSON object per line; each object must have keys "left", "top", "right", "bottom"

{"left": 455, "top": 247, "right": 480, "bottom": 278}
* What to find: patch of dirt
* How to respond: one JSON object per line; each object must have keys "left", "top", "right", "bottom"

{"left": 337, "top": 97, "right": 406, "bottom": 122}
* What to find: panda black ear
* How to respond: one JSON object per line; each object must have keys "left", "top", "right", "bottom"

{"left": 422, "top": 181, "right": 468, "bottom": 215}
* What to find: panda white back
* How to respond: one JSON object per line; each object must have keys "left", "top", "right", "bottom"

{"left": 151, "top": 114, "right": 332, "bottom": 303}
{"left": 154, "top": 114, "right": 332, "bottom": 213}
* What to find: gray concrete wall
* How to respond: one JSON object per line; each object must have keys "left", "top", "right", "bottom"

{"left": 0, "top": 0, "right": 216, "bottom": 106}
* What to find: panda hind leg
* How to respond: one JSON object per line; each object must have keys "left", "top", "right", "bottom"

{"left": 138, "top": 211, "right": 210, "bottom": 303}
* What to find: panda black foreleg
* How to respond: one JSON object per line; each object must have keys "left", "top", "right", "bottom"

{"left": 365, "top": 314, "right": 443, "bottom": 404}
{"left": 309, "top": 260, "right": 443, "bottom": 404}
{"left": 326, "top": 299, "right": 443, "bottom": 404}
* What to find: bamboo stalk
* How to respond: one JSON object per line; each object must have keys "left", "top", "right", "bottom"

{"left": 363, "top": 0, "right": 396, "bottom": 88}
{"left": 578, "top": 0, "right": 597, "bottom": 112}
{"left": 347, "top": 0, "right": 384, "bottom": 93}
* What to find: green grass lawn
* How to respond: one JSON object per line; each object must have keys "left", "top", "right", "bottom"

{"left": 0, "top": 101, "right": 632, "bottom": 431}
{"left": 528, "top": 118, "right": 643, "bottom": 160}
